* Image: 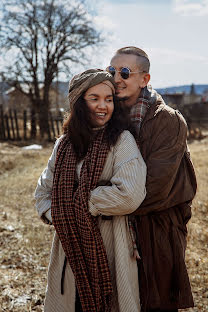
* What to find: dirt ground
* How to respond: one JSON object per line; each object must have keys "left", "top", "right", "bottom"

{"left": 0, "top": 136, "right": 207, "bottom": 311}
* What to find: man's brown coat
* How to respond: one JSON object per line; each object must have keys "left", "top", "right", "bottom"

{"left": 132, "top": 94, "right": 197, "bottom": 311}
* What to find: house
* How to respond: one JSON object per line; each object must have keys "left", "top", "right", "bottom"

{"left": 4, "top": 85, "right": 32, "bottom": 112}
{"left": 1, "top": 81, "right": 69, "bottom": 114}
{"left": 161, "top": 84, "right": 208, "bottom": 124}
{"left": 0, "top": 82, "right": 10, "bottom": 111}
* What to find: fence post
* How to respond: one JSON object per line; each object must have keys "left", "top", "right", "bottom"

{"left": 49, "top": 112, "right": 56, "bottom": 139}
{"left": 14, "top": 109, "right": 21, "bottom": 140}
{"left": 0, "top": 106, "right": 6, "bottom": 140}
{"left": 47, "top": 113, "right": 51, "bottom": 141}
{"left": 30, "top": 109, "right": 37, "bottom": 139}
{"left": 9, "top": 109, "right": 15, "bottom": 140}
{"left": 55, "top": 119, "right": 60, "bottom": 136}
{"left": 5, "top": 114, "right": 11, "bottom": 140}
{"left": 23, "top": 110, "right": 27, "bottom": 140}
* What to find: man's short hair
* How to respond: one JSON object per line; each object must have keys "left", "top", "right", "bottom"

{"left": 115, "top": 46, "right": 150, "bottom": 73}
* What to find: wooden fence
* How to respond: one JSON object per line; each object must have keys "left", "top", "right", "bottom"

{"left": 0, "top": 107, "right": 63, "bottom": 141}
{"left": 1, "top": 105, "right": 207, "bottom": 142}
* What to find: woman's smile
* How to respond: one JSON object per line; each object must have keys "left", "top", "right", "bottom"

{"left": 84, "top": 83, "right": 114, "bottom": 128}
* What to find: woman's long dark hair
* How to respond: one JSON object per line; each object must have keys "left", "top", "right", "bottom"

{"left": 62, "top": 95, "right": 137, "bottom": 159}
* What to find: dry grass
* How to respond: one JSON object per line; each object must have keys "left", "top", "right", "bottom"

{"left": 0, "top": 137, "right": 207, "bottom": 311}
{"left": 0, "top": 143, "right": 54, "bottom": 311}
{"left": 182, "top": 138, "right": 208, "bottom": 312}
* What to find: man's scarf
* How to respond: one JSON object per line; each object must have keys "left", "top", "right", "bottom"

{"left": 130, "top": 85, "right": 157, "bottom": 135}
{"left": 128, "top": 85, "right": 157, "bottom": 249}
{"left": 51, "top": 128, "right": 112, "bottom": 312}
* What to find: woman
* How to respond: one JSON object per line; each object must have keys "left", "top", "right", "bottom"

{"left": 35, "top": 69, "right": 146, "bottom": 312}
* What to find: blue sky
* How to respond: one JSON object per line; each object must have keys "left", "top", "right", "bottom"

{"left": 86, "top": 0, "right": 208, "bottom": 88}
{"left": 1, "top": 0, "right": 207, "bottom": 89}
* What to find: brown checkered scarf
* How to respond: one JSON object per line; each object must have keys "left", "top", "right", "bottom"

{"left": 51, "top": 128, "right": 112, "bottom": 312}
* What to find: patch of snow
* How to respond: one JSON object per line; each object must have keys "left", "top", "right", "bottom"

{"left": 22, "top": 144, "right": 43, "bottom": 150}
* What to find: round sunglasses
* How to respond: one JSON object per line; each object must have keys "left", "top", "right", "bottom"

{"left": 107, "top": 66, "right": 145, "bottom": 80}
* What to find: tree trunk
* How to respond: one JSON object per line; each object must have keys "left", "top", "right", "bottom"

{"left": 38, "top": 99, "right": 50, "bottom": 140}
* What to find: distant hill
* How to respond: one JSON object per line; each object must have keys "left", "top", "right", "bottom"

{"left": 1, "top": 81, "right": 208, "bottom": 96}
{"left": 57, "top": 82, "right": 208, "bottom": 96}
{"left": 156, "top": 84, "right": 208, "bottom": 95}
{"left": 0, "top": 81, "right": 69, "bottom": 96}
{"left": 51, "top": 81, "right": 68, "bottom": 95}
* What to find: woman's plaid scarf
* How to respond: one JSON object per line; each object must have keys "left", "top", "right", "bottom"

{"left": 51, "top": 128, "right": 112, "bottom": 312}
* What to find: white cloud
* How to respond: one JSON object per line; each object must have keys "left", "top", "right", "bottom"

{"left": 84, "top": 0, "right": 208, "bottom": 87}
{"left": 149, "top": 47, "right": 208, "bottom": 87}
{"left": 93, "top": 15, "right": 116, "bottom": 31}
{"left": 149, "top": 47, "right": 208, "bottom": 64}
{"left": 173, "top": 0, "right": 208, "bottom": 16}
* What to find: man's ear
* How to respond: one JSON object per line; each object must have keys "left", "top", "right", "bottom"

{"left": 140, "top": 73, "right": 150, "bottom": 88}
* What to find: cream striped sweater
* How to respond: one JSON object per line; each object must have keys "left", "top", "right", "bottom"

{"left": 35, "top": 130, "right": 146, "bottom": 312}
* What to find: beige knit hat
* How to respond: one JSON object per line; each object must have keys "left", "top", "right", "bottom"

{"left": 68, "top": 69, "right": 116, "bottom": 111}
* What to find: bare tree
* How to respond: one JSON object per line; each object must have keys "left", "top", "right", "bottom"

{"left": 0, "top": 0, "right": 102, "bottom": 138}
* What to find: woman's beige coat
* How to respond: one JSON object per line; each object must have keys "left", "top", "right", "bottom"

{"left": 35, "top": 131, "right": 146, "bottom": 312}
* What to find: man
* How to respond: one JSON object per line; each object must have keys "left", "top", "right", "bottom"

{"left": 107, "top": 47, "right": 197, "bottom": 312}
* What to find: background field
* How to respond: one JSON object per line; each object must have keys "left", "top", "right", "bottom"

{"left": 0, "top": 136, "right": 207, "bottom": 311}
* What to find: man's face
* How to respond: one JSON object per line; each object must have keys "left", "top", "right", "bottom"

{"left": 110, "top": 53, "right": 150, "bottom": 107}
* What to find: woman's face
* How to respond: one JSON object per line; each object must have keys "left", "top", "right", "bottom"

{"left": 84, "top": 83, "right": 114, "bottom": 128}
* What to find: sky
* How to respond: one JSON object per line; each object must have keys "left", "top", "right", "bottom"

{"left": 1, "top": 0, "right": 207, "bottom": 89}
{"left": 85, "top": 0, "right": 208, "bottom": 88}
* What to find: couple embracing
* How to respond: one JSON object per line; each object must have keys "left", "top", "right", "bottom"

{"left": 35, "top": 46, "right": 197, "bottom": 312}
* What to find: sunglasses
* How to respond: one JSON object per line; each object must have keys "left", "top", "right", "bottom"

{"left": 107, "top": 66, "right": 145, "bottom": 80}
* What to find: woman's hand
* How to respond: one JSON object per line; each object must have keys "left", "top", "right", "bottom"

{"left": 133, "top": 249, "right": 141, "bottom": 260}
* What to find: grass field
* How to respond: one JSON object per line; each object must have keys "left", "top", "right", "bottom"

{"left": 0, "top": 137, "right": 207, "bottom": 311}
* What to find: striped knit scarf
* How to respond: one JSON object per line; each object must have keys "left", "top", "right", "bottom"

{"left": 130, "top": 86, "right": 156, "bottom": 135}
{"left": 128, "top": 86, "right": 156, "bottom": 248}
{"left": 51, "top": 128, "right": 112, "bottom": 312}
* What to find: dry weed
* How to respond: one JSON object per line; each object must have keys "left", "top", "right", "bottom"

{"left": 0, "top": 138, "right": 207, "bottom": 311}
